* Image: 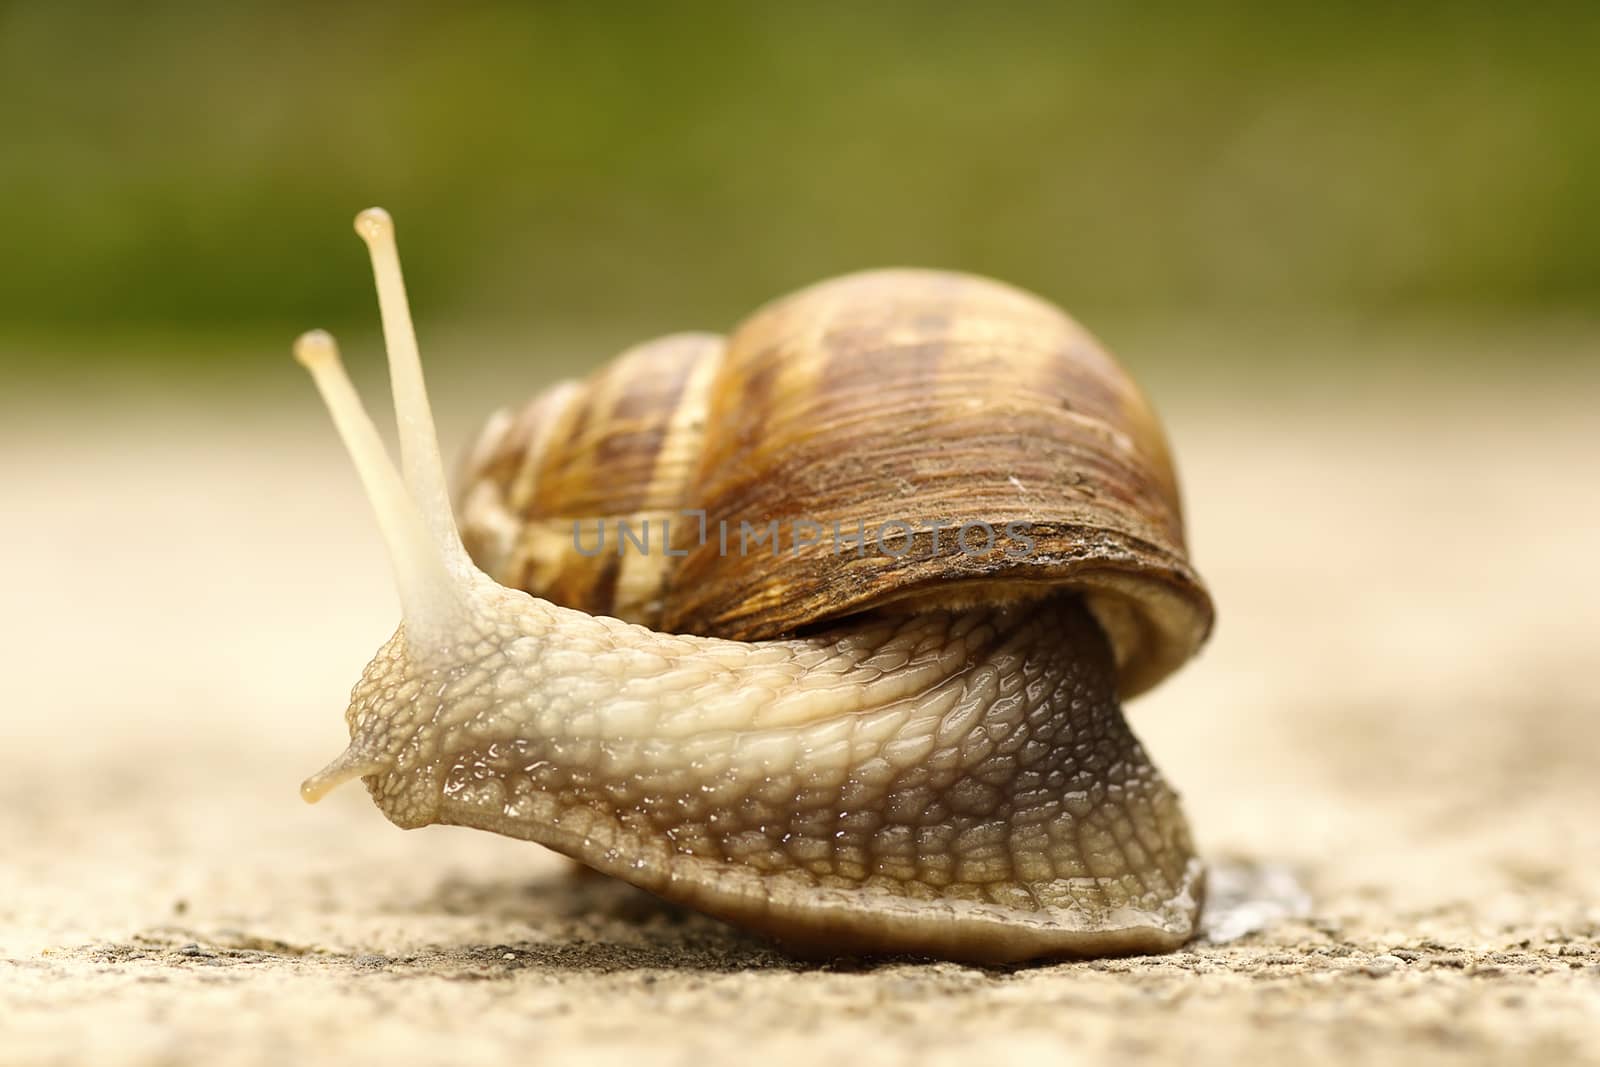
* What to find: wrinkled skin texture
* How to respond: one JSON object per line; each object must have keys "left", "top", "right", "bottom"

{"left": 338, "top": 582, "right": 1200, "bottom": 963}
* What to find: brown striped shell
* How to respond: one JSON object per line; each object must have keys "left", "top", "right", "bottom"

{"left": 457, "top": 269, "right": 1212, "bottom": 698}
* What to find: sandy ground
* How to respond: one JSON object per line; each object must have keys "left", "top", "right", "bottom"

{"left": 3, "top": 367, "right": 1599, "bottom": 1065}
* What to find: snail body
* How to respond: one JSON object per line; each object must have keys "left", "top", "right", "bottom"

{"left": 297, "top": 209, "right": 1214, "bottom": 963}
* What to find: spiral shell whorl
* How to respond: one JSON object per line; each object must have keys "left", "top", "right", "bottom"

{"left": 457, "top": 331, "right": 722, "bottom": 627}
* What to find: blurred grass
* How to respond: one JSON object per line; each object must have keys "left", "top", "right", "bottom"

{"left": 0, "top": 2, "right": 1597, "bottom": 379}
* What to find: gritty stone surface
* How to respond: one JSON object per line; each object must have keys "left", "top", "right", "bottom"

{"left": 3, "top": 375, "right": 1599, "bottom": 1066}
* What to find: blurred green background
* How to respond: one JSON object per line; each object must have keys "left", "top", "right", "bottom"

{"left": 2, "top": 2, "right": 1596, "bottom": 388}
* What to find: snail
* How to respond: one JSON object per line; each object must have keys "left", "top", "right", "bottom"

{"left": 295, "top": 208, "right": 1214, "bottom": 963}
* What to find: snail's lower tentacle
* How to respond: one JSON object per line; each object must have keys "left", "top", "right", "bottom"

{"left": 338, "top": 592, "right": 1199, "bottom": 962}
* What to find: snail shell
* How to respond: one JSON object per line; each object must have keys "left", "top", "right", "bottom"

{"left": 459, "top": 269, "right": 1211, "bottom": 698}
{"left": 297, "top": 211, "right": 1215, "bottom": 963}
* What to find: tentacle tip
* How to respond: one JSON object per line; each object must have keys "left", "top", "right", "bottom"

{"left": 300, "top": 751, "right": 386, "bottom": 804}
{"left": 293, "top": 329, "right": 340, "bottom": 370}
{"left": 354, "top": 207, "right": 394, "bottom": 243}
